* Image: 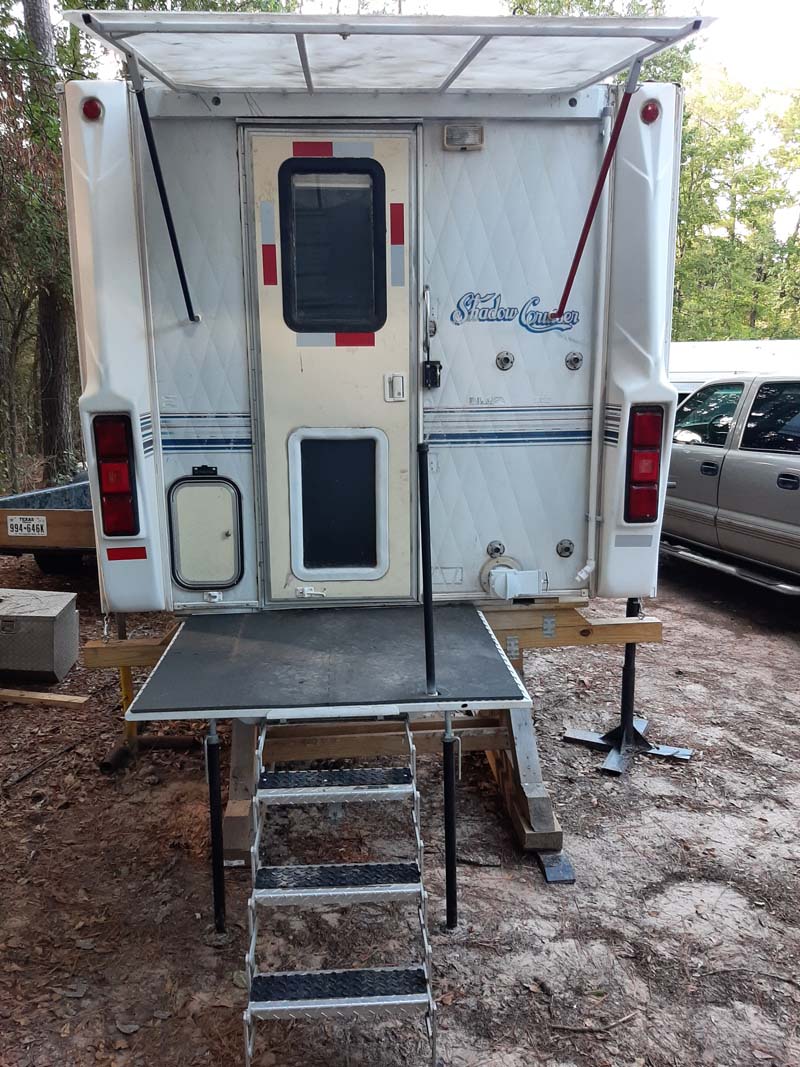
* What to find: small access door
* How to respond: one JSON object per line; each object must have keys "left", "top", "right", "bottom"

{"left": 247, "top": 130, "right": 416, "bottom": 603}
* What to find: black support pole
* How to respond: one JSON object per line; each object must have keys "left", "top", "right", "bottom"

{"left": 619, "top": 596, "right": 639, "bottom": 746}
{"left": 417, "top": 442, "right": 436, "bottom": 696}
{"left": 418, "top": 441, "right": 458, "bottom": 926}
{"left": 443, "top": 724, "right": 458, "bottom": 929}
{"left": 206, "top": 721, "right": 226, "bottom": 933}
{"left": 132, "top": 83, "right": 200, "bottom": 325}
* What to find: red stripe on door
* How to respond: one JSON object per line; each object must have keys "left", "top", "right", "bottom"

{"left": 262, "top": 244, "right": 278, "bottom": 285}
{"left": 335, "top": 333, "right": 375, "bottom": 347}
{"left": 390, "top": 203, "right": 405, "bottom": 245}
{"left": 107, "top": 546, "right": 147, "bottom": 561}
{"left": 293, "top": 141, "right": 333, "bottom": 157}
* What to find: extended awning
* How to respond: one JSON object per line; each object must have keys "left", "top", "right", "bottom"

{"left": 66, "top": 11, "right": 706, "bottom": 96}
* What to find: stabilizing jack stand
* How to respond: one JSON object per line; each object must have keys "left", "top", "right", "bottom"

{"left": 419, "top": 441, "right": 458, "bottom": 929}
{"left": 206, "top": 720, "right": 227, "bottom": 932}
{"left": 563, "top": 598, "right": 694, "bottom": 776}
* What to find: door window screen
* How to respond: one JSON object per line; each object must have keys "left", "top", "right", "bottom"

{"left": 741, "top": 381, "right": 800, "bottom": 454}
{"left": 279, "top": 159, "right": 387, "bottom": 333}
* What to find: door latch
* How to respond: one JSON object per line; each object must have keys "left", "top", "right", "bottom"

{"left": 383, "top": 373, "right": 407, "bottom": 402}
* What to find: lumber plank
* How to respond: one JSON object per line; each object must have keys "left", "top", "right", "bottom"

{"left": 0, "top": 509, "right": 95, "bottom": 550}
{"left": 82, "top": 623, "right": 179, "bottom": 670}
{"left": 492, "top": 616, "right": 662, "bottom": 650}
{"left": 481, "top": 606, "right": 585, "bottom": 630}
{"left": 263, "top": 725, "right": 509, "bottom": 762}
{"left": 0, "top": 688, "right": 89, "bottom": 708}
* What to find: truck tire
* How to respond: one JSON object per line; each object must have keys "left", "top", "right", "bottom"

{"left": 33, "top": 550, "right": 87, "bottom": 576}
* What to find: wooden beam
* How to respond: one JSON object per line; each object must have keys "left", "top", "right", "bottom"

{"left": 0, "top": 688, "right": 89, "bottom": 708}
{"left": 82, "top": 623, "right": 180, "bottom": 669}
{"left": 263, "top": 718, "right": 509, "bottom": 762}
{"left": 0, "top": 509, "right": 95, "bottom": 551}
{"left": 491, "top": 615, "right": 662, "bottom": 652}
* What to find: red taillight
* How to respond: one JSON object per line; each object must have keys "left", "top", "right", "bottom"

{"left": 93, "top": 415, "right": 139, "bottom": 537}
{"left": 627, "top": 485, "right": 659, "bottom": 522}
{"left": 82, "top": 97, "right": 103, "bottom": 122}
{"left": 630, "top": 449, "right": 660, "bottom": 485}
{"left": 625, "top": 406, "right": 664, "bottom": 524}
{"left": 640, "top": 99, "right": 660, "bottom": 125}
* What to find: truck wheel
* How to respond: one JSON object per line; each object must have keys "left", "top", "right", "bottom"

{"left": 33, "top": 551, "right": 87, "bottom": 576}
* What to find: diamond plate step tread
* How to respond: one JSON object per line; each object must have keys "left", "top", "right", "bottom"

{"left": 258, "top": 767, "right": 412, "bottom": 791}
{"left": 250, "top": 966, "right": 428, "bottom": 1005}
{"left": 255, "top": 862, "right": 420, "bottom": 891}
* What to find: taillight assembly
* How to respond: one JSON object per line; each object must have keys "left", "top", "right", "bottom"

{"left": 625, "top": 405, "right": 664, "bottom": 523}
{"left": 93, "top": 414, "right": 139, "bottom": 536}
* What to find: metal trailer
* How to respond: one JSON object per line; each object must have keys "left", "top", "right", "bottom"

{"left": 0, "top": 475, "right": 94, "bottom": 574}
{"left": 60, "top": 13, "right": 706, "bottom": 1062}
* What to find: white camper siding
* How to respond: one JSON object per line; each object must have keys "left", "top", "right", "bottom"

{"left": 597, "top": 84, "right": 682, "bottom": 598}
{"left": 422, "top": 119, "right": 599, "bottom": 598}
{"left": 61, "top": 81, "right": 168, "bottom": 613}
{"left": 136, "top": 118, "right": 260, "bottom": 609}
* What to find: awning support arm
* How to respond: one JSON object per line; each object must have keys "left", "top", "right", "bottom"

{"left": 551, "top": 58, "right": 642, "bottom": 321}
{"left": 127, "top": 55, "right": 200, "bottom": 325}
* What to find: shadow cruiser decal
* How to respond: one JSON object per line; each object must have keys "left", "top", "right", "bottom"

{"left": 450, "top": 292, "right": 579, "bottom": 334}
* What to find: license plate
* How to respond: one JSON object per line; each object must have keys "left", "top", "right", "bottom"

{"left": 6, "top": 515, "right": 48, "bottom": 537}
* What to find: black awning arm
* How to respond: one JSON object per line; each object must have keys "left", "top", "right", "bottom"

{"left": 127, "top": 54, "right": 200, "bottom": 324}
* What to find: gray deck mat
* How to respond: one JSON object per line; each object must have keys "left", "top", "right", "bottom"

{"left": 131, "top": 604, "right": 522, "bottom": 715}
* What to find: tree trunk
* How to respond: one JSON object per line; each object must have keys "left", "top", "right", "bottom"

{"left": 38, "top": 286, "right": 73, "bottom": 482}
{"left": 23, "top": 0, "right": 74, "bottom": 483}
{"left": 22, "top": 0, "right": 55, "bottom": 65}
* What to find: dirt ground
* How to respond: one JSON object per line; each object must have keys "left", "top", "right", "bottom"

{"left": 0, "top": 552, "right": 798, "bottom": 1067}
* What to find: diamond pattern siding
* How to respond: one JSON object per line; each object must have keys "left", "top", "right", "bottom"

{"left": 422, "top": 119, "right": 602, "bottom": 595}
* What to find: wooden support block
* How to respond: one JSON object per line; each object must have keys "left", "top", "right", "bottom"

{"left": 0, "top": 688, "right": 89, "bottom": 708}
{"left": 224, "top": 721, "right": 257, "bottom": 862}
{"left": 0, "top": 509, "right": 95, "bottom": 551}
{"left": 265, "top": 725, "right": 509, "bottom": 762}
{"left": 82, "top": 623, "right": 180, "bottom": 669}
{"left": 491, "top": 615, "right": 662, "bottom": 652}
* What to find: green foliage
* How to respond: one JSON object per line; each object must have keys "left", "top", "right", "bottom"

{"left": 673, "top": 81, "right": 798, "bottom": 340}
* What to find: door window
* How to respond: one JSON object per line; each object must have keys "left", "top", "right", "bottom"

{"left": 673, "top": 382, "right": 744, "bottom": 447}
{"left": 278, "top": 158, "right": 387, "bottom": 334}
{"left": 740, "top": 381, "right": 800, "bottom": 454}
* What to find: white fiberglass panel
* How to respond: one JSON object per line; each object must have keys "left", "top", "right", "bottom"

{"left": 126, "top": 32, "right": 306, "bottom": 91}
{"left": 422, "top": 118, "right": 600, "bottom": 598}
{"left": 452, "top": 35, "right": 651, "bottom": 93}
{"left": 305, "top": 34, "right": 476, "bottom": 91}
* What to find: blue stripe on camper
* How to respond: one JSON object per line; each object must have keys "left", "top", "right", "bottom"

{"left": 428, "top": 430, "right": 591, "bottom": 446}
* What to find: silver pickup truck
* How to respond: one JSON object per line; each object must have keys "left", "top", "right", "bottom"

{"left": 661, "top": 375, "right": 800, "bottom": 594}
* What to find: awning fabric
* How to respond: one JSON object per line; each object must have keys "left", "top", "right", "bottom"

{"left": 66, "top": 12, "right": 706, "bottom": 96}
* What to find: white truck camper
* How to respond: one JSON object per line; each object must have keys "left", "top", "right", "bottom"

{"left": 61, "top": 13, "right": 705, "bottom": 1064}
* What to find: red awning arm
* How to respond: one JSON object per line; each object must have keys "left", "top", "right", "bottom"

{"left": 552, "top": 58, "right": 642, "bottom": 321}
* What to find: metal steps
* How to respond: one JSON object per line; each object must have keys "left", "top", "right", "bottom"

{"left": 256, "top": 766, "right": 414, "bottom": 805}
{"left": 249, "top": 964, "right": 430, "bottom": 1020}
{"left": 253, "top": 860, "right": 422, "bottom": 907}
{"left": 244, "top": 719, "right": 436, "bottom": 1066}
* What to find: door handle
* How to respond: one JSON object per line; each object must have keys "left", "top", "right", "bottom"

{"left": 700, "top": 462, "right": 719, "bottom": 476}
{"left": 777, "top": 473, "right": 800, "bottom": 490}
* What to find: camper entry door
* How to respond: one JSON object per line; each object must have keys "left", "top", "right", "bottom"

{"left": 248, "top": 131, "right": 416, "bottom": 603}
